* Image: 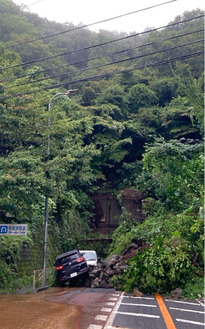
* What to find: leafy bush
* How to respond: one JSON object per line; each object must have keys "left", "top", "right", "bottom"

{"left": 109, "top": 208, "right": 136, "bottom": 254}
{"left": 0, "top": 260, "right": 14, "bottom": 290}
{"left": 114, "top": 241, "right": 195, "bottom": 294}
{"left": 111, "top": 205, "right": 204, "bottom": 295}
{"left": 182, "top": 277, "right": 204, "bottom": 299}
{"left": 0, "top": 235, "right": 34, "bottom": 292}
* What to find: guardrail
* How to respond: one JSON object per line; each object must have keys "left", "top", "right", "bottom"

{"left": 33, "top": 267, "right": 55, "bottom": 291}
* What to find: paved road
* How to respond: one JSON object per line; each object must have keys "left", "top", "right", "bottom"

{"left": 103, "top": 293, "right": 205, "bottom": 329}
{"left": 0, "top": 287, "right": 204, "bottom": 329}
{"left": 164, "top": 297, "right": 205, "bottom": 329}
{"left": 50, "top": 287, "right": 204, "bottom": 329}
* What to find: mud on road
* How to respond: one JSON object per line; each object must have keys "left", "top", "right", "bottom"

{"left": 0, "top": 287, "right": 79, "bottom": 329}
{"left": 0, "top": 287, "right": 119, "bottom": 329}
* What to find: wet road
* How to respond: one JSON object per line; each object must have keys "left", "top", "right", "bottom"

{"left": 0, "top": 287, "right": 120, "bottom": 329}
{"left": 0, "top": 288, "right": 79, "bottom": 329}
{"left": 0, "top": 287, "right": 204, "bottom": 329}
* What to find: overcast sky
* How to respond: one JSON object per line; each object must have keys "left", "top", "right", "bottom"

{"left": 13, "top": 0, "right": 204, "bottom": 33}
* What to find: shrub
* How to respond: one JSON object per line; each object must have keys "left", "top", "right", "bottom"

{"left": 111, "top": 207, "right": 204, "bottom": 295}
{"left": 0, "top": 260, "right": 15, "bottom": 291}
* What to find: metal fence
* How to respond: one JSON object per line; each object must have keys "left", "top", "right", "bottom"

{"left": 33, "top": 267, "right": 55, "bottom": 290}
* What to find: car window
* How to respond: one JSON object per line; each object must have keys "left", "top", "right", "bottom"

{"left": 80, "top": 251, "right": 97, "bottom": 261}
{"left": 57, "top": 253, "right": 78, "bottom": 265}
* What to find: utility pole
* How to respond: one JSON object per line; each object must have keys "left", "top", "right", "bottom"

{"left": 42, "top": 89, "right": 78, "bottom": 287}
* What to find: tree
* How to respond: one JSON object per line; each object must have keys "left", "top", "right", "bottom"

{"left": 128, "top": 84, "right": 157, "bottom": 113}
{"left": 160, "top": 96, "right": 202, "bottom": 139}
{"left": 151, "top": 77, "right": 178, "bottom": 107}
{"left": 175, "top": 63, "right": 204, "bottom": 135}
{"left": 142, "top": 137, "right": 203, "bottom": 211}
{"left": 81, "top": 86, "right": 96, "bottom": 106}
{"left": 97, "top": 84, "right": 128, "bottom": 118}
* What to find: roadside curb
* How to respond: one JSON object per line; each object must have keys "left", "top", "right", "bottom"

{"left": 33, "top": 285, "right": 49, "bottom": 293}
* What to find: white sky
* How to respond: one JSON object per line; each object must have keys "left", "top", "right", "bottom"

{"left": 13, "top": 0, "right": 204, "bottom": 33}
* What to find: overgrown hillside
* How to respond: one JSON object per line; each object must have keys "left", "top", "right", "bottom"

{"left": 0, "top": 0, "right": 204, "bottom": 295}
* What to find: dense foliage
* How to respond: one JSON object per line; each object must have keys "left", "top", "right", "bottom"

{"left": 110, "top": 139, "right": 204, "bottom": 296}
{"left": 0, "top": 0, "right": 204, "bottom": 294}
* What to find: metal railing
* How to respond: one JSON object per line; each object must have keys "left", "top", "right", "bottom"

{"left": 33, "top": 267, "right": 55, "bottom": 291}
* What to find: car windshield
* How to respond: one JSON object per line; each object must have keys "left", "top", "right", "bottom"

{"left": 81, "top": 251, "right": 96, "bottom": 261}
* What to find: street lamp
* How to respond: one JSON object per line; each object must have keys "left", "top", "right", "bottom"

{"left": 42, "top": 89, "right": 78, "bottom": 287}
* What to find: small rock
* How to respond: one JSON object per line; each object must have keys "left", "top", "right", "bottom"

{"left": 104, "top": 254, "right": 119, "bottom": 268}
{"left": 90, "top": 269, "right": 101, "bottom": 277}
{"left": 99, "top": 281, "right": 109, "bottom": 288}
{"left": 106, "top": 268, "right": 114, "bottom": 276}
{"left": 91, "top": 278, "right": 100, "bottom": 288}
{"left": 88, "top": 273, "right": 96, "bottom": 279}
{"left": 171, "top": 288, "right": 183, "bottom": 299}
{"left": 99, "top": 271, "right": 110, "bottom": 281}
{"left": 113, "top": 267, "right": 124, "bottom": 275}
{"left": 132, "top": 288, "right": 143, "bottom": 297}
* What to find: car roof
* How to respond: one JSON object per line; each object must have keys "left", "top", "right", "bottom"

{"left": 56, "top": 249, "right": 79, "bottom": 260}
{"left": 80, "top": 250, "right": 97, "bottom": 253}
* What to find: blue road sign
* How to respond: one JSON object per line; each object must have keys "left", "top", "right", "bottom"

{"left": 0, "top": 225, "right": 8, "bottom": 234}
{"left": 0, "top": 224, "right": 27, "bottom": 236}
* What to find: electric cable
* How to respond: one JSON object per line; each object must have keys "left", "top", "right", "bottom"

{"left": 5, "top": 38, "right": 203, "bottom": 90}
{"left": 0, "top": 27, "right": 203, "bottom": 84}
{"left": 28, "top": 0, "right": 46, "bottom": 6}
{"left": 1, "top": 14, "right": 203, "bottom": 72}
{"left": 8, "top": 0, "right": 178, "bottom": 48}
{"left": 0, "top": 50, "right": 203, "bottom": 100}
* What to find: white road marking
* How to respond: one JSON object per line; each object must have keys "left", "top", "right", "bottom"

{"left": 170, "top": 307, "right": 205, "bottom": 314}
{"left": 101, "top": 307, "right": 112, "bottom": 312}
{"left": 87, "top": 325, "right": 103, "bottom": 329}
{"left": 104, "top": 292, "right": 124, "bottom": 329}
{"left": 176, "top": 318, "right": 205, "bottom": 326}
{"left": 121, "top": 302, "right": 156, "bottom": 308}
{"left": 102, "top": 294, "right": 204, "bottom": 329}
{"left": 123, "top": 296, "right": 155, "bottom": 300}
{"left": 197, "top": 299, "right": 205, "bottom": 307}
{"left": 165, "top": 299, "right": 200, "bottom": 306}
{"left": 116, "top": 311, "right": 160, "bottom": 318}
{"left": 88, "top": 294, "right": 121, "bottom": 329}
{"left": 95, "top": 315, "right": 108, "bottom": 321}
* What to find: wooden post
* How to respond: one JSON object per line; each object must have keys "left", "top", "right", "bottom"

{"left": 33, "top": 270, "right": 36, "bottom": 291}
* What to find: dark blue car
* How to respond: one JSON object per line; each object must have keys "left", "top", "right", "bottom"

{"left": 55, "top": 249, "right": 89, "bottom": 286}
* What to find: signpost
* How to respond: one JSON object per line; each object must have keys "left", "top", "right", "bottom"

{"left": 0, "top": 224, "right": 27, "bottom": 236}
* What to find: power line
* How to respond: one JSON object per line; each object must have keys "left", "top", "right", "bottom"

{"left": 5, "top": 39, "right": 203, "bottom": 90}
{"left": 0, "top": 50, "right": 203, "bottom": 100}
{"left": 28, "top": 0, "right": 46, "bottom": 6}
{"left": 8, "top": 0, "right": 177, "bottom": 49}
{"left": 1, "top": 27, "right": 203, "bottom": 84}
{"left": 1, "top": 14, "right": 203, "bottom": 72}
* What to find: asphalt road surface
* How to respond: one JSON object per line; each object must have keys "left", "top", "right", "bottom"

{"left": 104, "top": 293, "right": 205, "bottom": 329}
{"left": 0, "top": 287, "right": 204, "bottom": 329}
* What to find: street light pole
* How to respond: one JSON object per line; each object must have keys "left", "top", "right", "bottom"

{"left": 42, "top": 89, "right": 78, "bottom": 287}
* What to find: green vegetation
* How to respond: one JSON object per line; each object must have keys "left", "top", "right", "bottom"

{"left": 110, "top": 139, "right": 204, "bottom": 296}
{"left": 0, "top": 1, "right": 204, "bottom": 295}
